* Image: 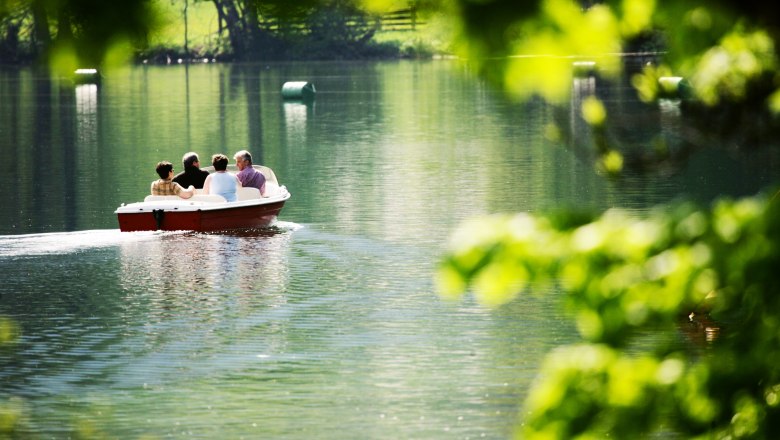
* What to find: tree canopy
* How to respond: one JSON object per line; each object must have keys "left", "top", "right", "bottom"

{"left": 0, "top": 0, "right": 159, "bottom": 69}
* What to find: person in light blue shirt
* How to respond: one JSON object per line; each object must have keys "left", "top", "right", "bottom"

{"left": 202, "top": 154, "right": 241, "bottom": 202}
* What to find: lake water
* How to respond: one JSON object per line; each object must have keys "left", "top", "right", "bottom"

{"left": 0, "top": 60, "right": 775, "bottom": 438}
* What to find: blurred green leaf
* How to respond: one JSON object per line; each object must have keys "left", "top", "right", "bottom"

{"left": 439, "top": 189, "right": 780, "bottom": 437}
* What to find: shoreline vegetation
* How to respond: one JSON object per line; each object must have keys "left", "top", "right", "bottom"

{"left": 142, "top": 1, "right": 449, "bottom": 63}
{"left": 0, "top": 0, "right": 452, "bottom": 67}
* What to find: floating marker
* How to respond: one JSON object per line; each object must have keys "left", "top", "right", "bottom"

{"left": 658, "top": 76, "right": 692, "bottom": 99}
{"left": 281, "top": 81, "right": 316, "bottom": 100}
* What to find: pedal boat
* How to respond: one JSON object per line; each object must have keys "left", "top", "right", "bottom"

{"left": 115, "top": 166, "right": 290, "bottom": 232}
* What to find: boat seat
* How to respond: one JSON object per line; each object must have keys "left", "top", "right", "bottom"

{"left": 192, "top": 194, "right": 227, "bottom": 203}
{"left": 264, "top": 182, "right": 280, "bottom": 197}
{"left": 237, "top": 187, "right": 261, "bottom": 201}
{"left": 145, "top": 195, "right": 181, "bottom": 202}
{"left": 144, "top": 194, "right": 226, "bottom": 203}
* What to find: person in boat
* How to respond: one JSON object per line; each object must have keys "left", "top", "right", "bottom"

{"left": 151, "top": 161, "right": 195, "bottom": 199}
{"left": 233, "top": 150, "right": 266, "bottom": 196}
{"left": 172, "top": 152, "right": 209, "bottom": 189}
{"left": 202, "top": 154, "right": 241, "bottom": 202}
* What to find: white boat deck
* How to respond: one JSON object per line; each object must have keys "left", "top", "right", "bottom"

{"left": 144, "top": 186, "right": 263, "bottom": 203}
{"left": 116, "top": 184, "right": 289, "bottom": 214}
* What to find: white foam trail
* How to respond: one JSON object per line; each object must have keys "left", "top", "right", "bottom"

{"left": 0, "top": 229, "right": 182, "bottom": 257}
{"left": 0, "top": 224, "right": 303, "bottom": 258}
{"left": 272, "top": 221, "right": 304, "bottom": 232}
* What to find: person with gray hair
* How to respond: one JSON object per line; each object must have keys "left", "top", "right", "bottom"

{"left": 233, "top": 150, "right": 266, "bottom": 196}
{"left": 173, "top": 151, "right": 210, "bottom": 189}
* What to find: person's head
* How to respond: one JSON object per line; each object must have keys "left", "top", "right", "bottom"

{"left": 233, "top": 150, "right": 252, "bottom": 170}
{"left": 212, "top": 154, "right": 229, "bottom": 171}
{"left": 182, "top": 152, "right": 200, "bottom": 168}
{"left": 155, "top": 161, "right": 173, "bottom": 179}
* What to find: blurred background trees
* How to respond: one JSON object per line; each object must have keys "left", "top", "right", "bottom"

{"left": 0, "top": 0, "right": 432, "bottom": 70}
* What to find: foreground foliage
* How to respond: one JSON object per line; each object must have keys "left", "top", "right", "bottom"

{"left": 438, "top": 190, "right": 780, "bottom": 438}
{"left": 408, "top": 1, "right": 780, "bottom": 435}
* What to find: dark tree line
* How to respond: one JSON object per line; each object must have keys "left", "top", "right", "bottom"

{"left": 0, "top": 0, "right": 401, "bottom": 65}
{"left": 208, "top": 0, "right": 384, "bottom": 60}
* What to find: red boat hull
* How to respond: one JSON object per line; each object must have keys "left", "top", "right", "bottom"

{"left": 117, "top": 200, "right": 286, "bottom": 232}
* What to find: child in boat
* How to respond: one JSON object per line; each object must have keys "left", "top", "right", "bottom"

{"left": 151, "top": 161, "right": 195, "bottom": 199}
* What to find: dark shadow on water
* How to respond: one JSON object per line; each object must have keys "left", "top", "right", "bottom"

{"left": 190, "top": 221, "right": 303, "bottom": 238}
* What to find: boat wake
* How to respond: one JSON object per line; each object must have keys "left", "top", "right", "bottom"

{"left": 0, "top": 229, "right": 174, "bottom": 258}
{"left": 0, "top": 222, "right": 303, "bottom": 258}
